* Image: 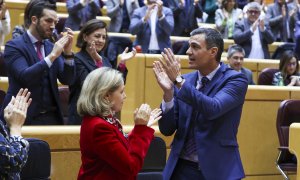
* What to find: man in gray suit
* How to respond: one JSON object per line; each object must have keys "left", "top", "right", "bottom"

{"left": 227, "top": 44, "right": 255, "bottom": 85}
{"left": 106, "top": 0, "right": 140, "bottom": 33}
{"left": 233, "top": 2, "right": 274, "bottom": 59}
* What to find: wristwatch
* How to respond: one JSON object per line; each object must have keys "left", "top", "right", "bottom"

{"left": 174, "top": 75, "right": 184, "bottom": 85}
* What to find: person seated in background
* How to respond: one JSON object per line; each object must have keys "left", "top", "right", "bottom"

{"left": 129, "top": 0, "right": 174, "bottom": 54}
{"left": 227, "top": 44, "right": 255, "bottom": 84}
{"left": 77, "top": 67, "right": 162, "bottom": 179}
{"left": 65, "top": 0, "right": 101, "bottom": 31}
{"left": 272, "top": 50, "right": 300, "bottom": 86}
{"left": 68, "top": 19, "right": 136, "bottom": 125}
{"left": 215, "top": 0, "right": 242, "bottom": 39}
{"left": 233, "top": 2, "right": 274, "bottom": 59}
{"left": 0, "top": 0, "right": 10, "bottom": 46}
{"left": 106, "top": 0, "right": 140, "bottom": 33}
{"left": 167, "top": 0, "right": 203, "bottom": 37}
{"left": 0, "top": 88, "right": 32, "bottom": 179}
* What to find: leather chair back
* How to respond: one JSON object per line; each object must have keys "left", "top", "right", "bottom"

{"left": 58, "top": 86, "right": 70, "bottom": 125}
{"left": 137, "top": 136, "right": 166, "bottom": 180}
{"left": 258, "top": 68, "right": 279, "bottom": 85}
{"left": 20, "top": 138, "right": 51, "bottom": 180}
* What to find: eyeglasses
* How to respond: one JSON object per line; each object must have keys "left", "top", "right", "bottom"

{"left": 247, "top": 10, "right": 260, "bottom": 15}
{"left": 287, "top": 62, "right": 297, "bottom": 67}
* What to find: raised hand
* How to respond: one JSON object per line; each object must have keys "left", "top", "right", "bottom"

{"left": 63, "top": 27, "right": 74, "bottom": 55}
{"left": 120, "top": 47, "right": 137, "bottom": 64}
{"left": 251, "top": 19, "right": 259, "bottom": 32}
{"left": 4, "top": 88, "right": 32, "bottom": 136}
{"left": 134, "top": 104, "right": 152, "bottom": 125}
{"left": 87, "top": 41, "right": 102, "bottom": 61}
{"left": 0, "top": 2, "right": 7, "bottom": 20}
{"left": 145, "top": 4, "right": 156, "bottom": 21}
{"left": 160, "top": 48, "right": 181, "bottom": 83}
{"left": 153, "top": 61, "right": 174, "bottom": 102}
{"left": 147, "top": 108, "right": 162, "bottom": 127}
{"left": 156, "top": 0, "right": 163, "bottom": 18}
{"left": 258, "top": 19, "right": 265, "bottom": 32}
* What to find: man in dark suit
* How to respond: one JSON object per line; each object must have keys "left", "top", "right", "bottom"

{"left": 167, "top": 0, "right": 203, "bottom": 37}
{"left": 227, "top": 44, "right": 255, "bottom": 85}
{"left": 153, "top": 28, "right": 248, "bottom": 179}
{"left": 1, "top": 1, "right": 75, "bottom": 125}
{"left": 233, "top": 2, "right": 274, "bottom": 59}
{"left": 129, "top": 0, "right": 174, "bottom": 54}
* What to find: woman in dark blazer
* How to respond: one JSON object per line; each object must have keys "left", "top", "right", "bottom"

{"left": 68, "top": 19, "right": 136, "bottom": 125}
{"left": 77, "top": 67, "right": 161, "bottom": 179}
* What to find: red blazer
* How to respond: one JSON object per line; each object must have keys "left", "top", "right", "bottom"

{"left": 77, "top": 116, "right": 154, "bottom": 180}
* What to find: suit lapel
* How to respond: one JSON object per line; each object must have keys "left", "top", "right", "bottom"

{"left": 205, "top": 63, "right": 228, "bottom": 95}
{"left": 77, "top": 50, "right": 98, "bottom": 71}
{"left": 24, "top": 33, "right": 41, "bottom": 63}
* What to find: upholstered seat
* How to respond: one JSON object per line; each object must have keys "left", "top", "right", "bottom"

{"left": 20, "top": 138, "right": 51, "bottom": 180}
{"left": 258, "top": 68, "right": 279, "bottom": 85}
{"left": 58, "top": 86, "right": 70, "bottom": 125}
{"left": 137, "top": 136, "right": 166, "bottom": 180}
{"left": 0, "top": 52, "right": 8, "bottom": 77}
{"left": 276, "top": 100, "right": 300, "bottom": 179}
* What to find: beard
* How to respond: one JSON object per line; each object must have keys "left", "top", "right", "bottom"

{"left": 35, "top": 19, "right": 52, "bottom": 40}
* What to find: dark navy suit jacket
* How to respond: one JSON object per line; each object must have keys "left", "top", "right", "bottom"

{"left": 1, "top": 32, "right": 75, "bottom": 125}
{"left": 159, "top": 63, "right": 248, "bottom": 180}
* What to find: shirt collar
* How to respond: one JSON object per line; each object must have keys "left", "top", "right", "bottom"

{"left": 27, "top": 30, "right": 43, "bottom": 44}
{"left": 197, "top": 64, "right": 221, "bottom": 81}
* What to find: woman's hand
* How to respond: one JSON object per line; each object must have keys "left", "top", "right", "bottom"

{"left": 4, "top": 88, "right": 32, "bottom": 136}
{"left": 288, "top": 76, "right": 300, "bottom": 86}
{"left": 134, "top": 104, "right": 151, "bottom": 125}
{"left": 120, "top": 47, "right": 137, "bottom": 64}
{"left": 147, "top": 108, "right": 162, "bottom": 127}
{"left": 87, "top": 41, "right": 102, "bottom": 61}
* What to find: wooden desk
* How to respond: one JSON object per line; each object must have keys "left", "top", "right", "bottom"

{"left": 289, "top": 123, "right": 300, "bottom": 180}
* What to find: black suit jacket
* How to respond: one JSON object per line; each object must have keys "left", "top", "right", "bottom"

{"left": 68, "top": 50, "right": 128, "bottom": 125}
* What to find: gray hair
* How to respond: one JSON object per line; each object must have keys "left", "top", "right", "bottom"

{"left": 227, "top": 44, "right": 245, "bottom": 58}
{"left": 77, "top": 67, "right": 124, "bottom": 117}
{"left": 247, "top": 2, "right": 261, "bottom": 11}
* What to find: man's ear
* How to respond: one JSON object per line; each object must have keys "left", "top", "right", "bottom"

{"left": 210, "top": 47, "right": 218, "bottom": 57}
{"left": 31, "top": 16, "right": 38, "bottom": 25}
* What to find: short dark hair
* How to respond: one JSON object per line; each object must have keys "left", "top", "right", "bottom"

{"left": 76, "top": 19, "right": 108, "bottom": 50}
{"left": 190, "top": 28, "right": 224, "bottom": 62}
{"left": 27, "top": 0, "right": 56, "bottom": 26}
{"left": 227, "top": 44, "right": 245, "bottom": 58}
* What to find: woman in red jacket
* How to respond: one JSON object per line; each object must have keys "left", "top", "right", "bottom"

{"left": 77, "top": 67, "right": 161, "bottom": 180}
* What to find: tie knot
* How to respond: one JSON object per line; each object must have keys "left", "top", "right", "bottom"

{"left": 35, "top": 41, "right": 42, "bottom": 48}
{"left": 201, "top": 76, "right": 209, "bottom": 88}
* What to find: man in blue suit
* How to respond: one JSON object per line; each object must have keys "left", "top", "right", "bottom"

{"left": 129, "top": 0, "right": 174, "bottom": 54}
{"left": 153, "top": 28, "right": 248, "bottom": 179}
{"left": 1, "top": 1, "right": 75, "bottom": 125}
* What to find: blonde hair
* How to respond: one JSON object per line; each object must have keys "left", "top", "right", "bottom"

{"left": 77, "top": 67, "right": 124, "bottom": 117}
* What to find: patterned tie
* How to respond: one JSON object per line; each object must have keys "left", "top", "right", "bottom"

{"left": 182, "top": 77, "right": 210, "bottom": 161}
{"left": 200, "top": 76, "right": 209, "bottom": 90}
{"left": 35, "top": 41, "right": 43, "bottom": 60}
